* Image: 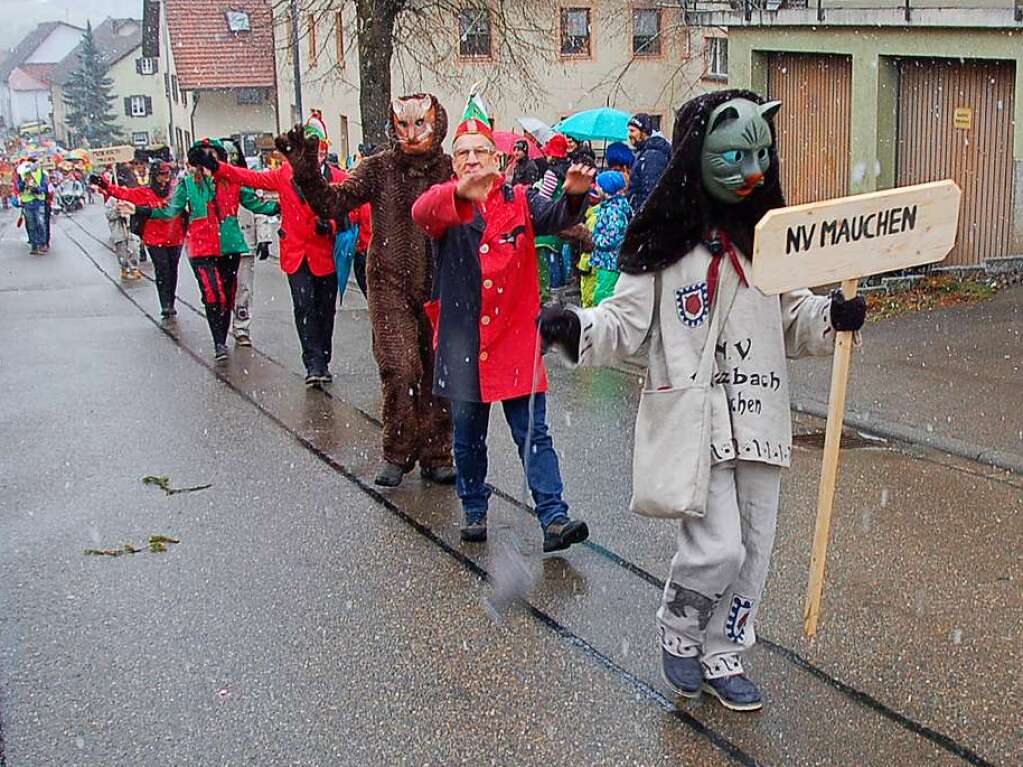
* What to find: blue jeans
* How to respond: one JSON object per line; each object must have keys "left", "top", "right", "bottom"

{"left": 22, "top": 203, "right": 46, "bottom": 246}
{"left": 451, "top": 394, "right": 569, "bottom": 528}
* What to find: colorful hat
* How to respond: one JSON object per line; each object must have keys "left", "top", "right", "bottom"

{"left": 304, "top": 110, "right": 329, "bottom": 146}
{"left": 454, "top": 89, "right": 494, "bottom": 145}
{"left": 596, "top": 171, "right": 626, "bottom": 196}
{"left": 543, "top": 134, "right": 568, "bottom": 159}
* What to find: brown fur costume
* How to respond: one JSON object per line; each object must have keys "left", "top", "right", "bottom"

{"left": 277, "top": 96, "right": 454, "bottom": 471}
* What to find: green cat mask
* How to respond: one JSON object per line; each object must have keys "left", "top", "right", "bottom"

{"left": 700, "top": 98, "right": 781, "bottom": 205}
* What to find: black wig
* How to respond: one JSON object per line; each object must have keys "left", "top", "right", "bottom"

{"left": 619, "top": 89, "right": 786, "bottom": 275}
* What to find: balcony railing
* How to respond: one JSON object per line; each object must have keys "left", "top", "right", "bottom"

{"left": 679, "top": 0, "right": 1023, "bottom": 25}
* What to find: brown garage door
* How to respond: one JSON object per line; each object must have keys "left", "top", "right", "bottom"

{"left": 897, "top": 59, "right": 1015, "bottom": 266}
{"left": 767, "top": 53, "right": 852, "bottom": 206}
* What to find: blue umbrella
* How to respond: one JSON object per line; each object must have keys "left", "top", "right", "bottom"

{"left": 554, "top": 108, "right": 632, "bottom": 142}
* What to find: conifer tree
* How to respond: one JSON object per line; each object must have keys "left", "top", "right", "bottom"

{"left": 62, "top": 22, "right": 122, "bottom": 146}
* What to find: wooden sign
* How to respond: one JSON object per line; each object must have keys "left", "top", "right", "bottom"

{"left": 88, "top": 145, "right": 136, "bottom": 166}
{"left": 752, "top": 180, "right": 961, "bottom": 295}
{"left": 751, "top": 180, "right": 961, "bottom": 637}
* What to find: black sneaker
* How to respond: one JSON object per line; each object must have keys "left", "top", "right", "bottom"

{"left": 161, "top": 307, "right": 177, "bottom": 319}
{"left": 421, "top": 465, "right": 456, "bottom": 484}
{"left": 374, "top": 460, "right": 410, "bottom": 487}
{"left": 542, "top": 516, "right": 589, "bottom": 553}
{"left": 305, "top": 372, "right": 321, "bottom": 388}
{"left": 214, "top": 344, "right": 229, "bottom": 363}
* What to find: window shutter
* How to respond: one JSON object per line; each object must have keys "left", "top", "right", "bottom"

{"left": 124, "top": 97, "right": 131, "bottom": 117}
{"left": 151, "top": 58, "right": 159, "bottom": 74}
{"left": 136, "top": 58, "right": 143, "bottom": 74}
{"left": 144, "top": 96, "right": 153, "bottom": 116}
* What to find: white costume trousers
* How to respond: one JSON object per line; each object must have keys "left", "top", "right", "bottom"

{"left": 657, "top": 459, "right": 781, "bottom": 678}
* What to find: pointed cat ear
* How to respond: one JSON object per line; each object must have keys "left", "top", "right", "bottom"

{"left": 710, "top": 106, "right": 740, "bottom": 133}
{"left": 759, "top": 101, "right": 782, "bottom": 122}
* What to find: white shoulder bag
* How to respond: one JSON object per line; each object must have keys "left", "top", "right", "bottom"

{"left": 628, "top": 258, "right": 740, "bottom": 519}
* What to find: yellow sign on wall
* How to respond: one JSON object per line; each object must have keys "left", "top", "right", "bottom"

{"left": 954, "top": 107, "right": 972, "bottom": 130}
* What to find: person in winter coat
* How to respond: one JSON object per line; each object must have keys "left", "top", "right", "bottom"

{"left": 508, "top": 139, "right": 539, "bottom": 187}
{"left": 144, "top": 138, "right": 279, "bottom": 362}
{"left": 589, "top": 171, "right": 632, "bottom": 305}
{"left": 576, "top": 199, "right": 599, "bottom": 308}
{"left": 274, "top": 94, "right": 456, "bottom": 487}
{"left": 191, "top": 116, "right": 355, "bottom": 384}
{"left": 627, "top": 113, "right": 671, "bottom": 212}
{"left": 91, "top": 161, "right": 186, "bottom": 316}
{"left": 104, "top": 196, "right": 140, "bottom": 279}
{"left": 411, "top": 102, "right": 594, "bottom": 551}
{"left": 540, "top": 91, "right": 867, "bottom": 712}
{"left": 15, "top": 157, "right": 50, "bottom": 255}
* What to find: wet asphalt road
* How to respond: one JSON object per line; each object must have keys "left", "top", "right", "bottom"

{"left": 0, "top": 205, "right": 1020, "bottom": 766}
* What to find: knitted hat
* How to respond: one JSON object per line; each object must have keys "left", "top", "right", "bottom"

{"left": 606, "top": 141, "right": 635, "bottom": 169}
{"left": 596, "top": 171, "right": 626, "bottom": 196}
{"left": 304, "top": 110, "right": 329, "bottom": 147}
{"left": 628, "top": 113, "right": 654, "bottom": 135}
{"left": 544, "top": 134, "right": 568, "bottom": 159}
{"left": 454, "top": 89, "right": 494, "bottom": 145}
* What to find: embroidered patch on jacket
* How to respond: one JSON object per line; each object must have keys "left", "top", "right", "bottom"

{"left": 724, "top": 594, "right": 754, "bottom": 643}
{"left": 676, "top": 282, "right": 709, "bottom": 327}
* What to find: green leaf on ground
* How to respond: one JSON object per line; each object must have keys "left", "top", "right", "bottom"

{"left": 142, "top": 475, "right": 212, "bottom": 496}
{"left": 148, "top": 534, "right": 181, "bottom": 553}
{"left": 84, "top": 542, "right": 143, "bottom": 557}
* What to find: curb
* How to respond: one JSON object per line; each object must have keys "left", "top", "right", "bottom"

{"left": 791, "top": 398, "right": 1023, "bottom": 476}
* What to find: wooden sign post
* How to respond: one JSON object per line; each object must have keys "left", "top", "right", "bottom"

{"left": 88, "top": 145, "right": 136, "bottom": 167}
{"left": 752, "top": 180, "right": 961, "bottom": 637}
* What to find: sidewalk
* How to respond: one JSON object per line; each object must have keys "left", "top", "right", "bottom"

{"left": 789, "top": 286, "right": 1022, "bottom": 471}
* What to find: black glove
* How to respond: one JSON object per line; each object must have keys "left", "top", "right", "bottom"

{"left": 315, "top": 218, "right": 333, "bottom": 236}
{"left": 187, "top": 146, "right": 219, "bottom": 172}
{"left": 538, "top": 305, "right": 581, "bottom": 362}
{"left": 134, "top": 205, "right": 153, "bottom": 217}
{"left": 256, "top": 242, "right": 271, "bottom": 260}
{"left": 88, "top": 174, "right": 108, "bottom": 189}
{"left": 829, "top": 290, "right": 867, "bottom": 332}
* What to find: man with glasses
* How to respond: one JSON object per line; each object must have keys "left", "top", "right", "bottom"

{"left": 410, "top": 97, "right": 595, "bottom": 552}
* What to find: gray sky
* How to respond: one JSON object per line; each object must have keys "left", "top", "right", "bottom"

{"left": 1, "top": 0, "right": 141, "bottom": 50}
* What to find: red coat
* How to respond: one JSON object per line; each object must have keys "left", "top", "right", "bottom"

{"left": 102, "top": 183, "right": 186, "bottom": 247}
{"left": 413, "top": 180, "right": 584, "bottom": 403}
{"left": 214, "top": 161, "right": 359, "bottom": 276}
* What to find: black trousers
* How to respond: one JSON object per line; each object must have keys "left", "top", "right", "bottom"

{"left": 190, "top": 254, "right": 241, "bottom": 346}
{"left": 353, "top": 250, "right": 368, "bottom": 298}
{"left": 147, "top": 245, "right": 182, "bottom": 312}
{"left": 288, "top": 260, "right": 338, "bottom": 375}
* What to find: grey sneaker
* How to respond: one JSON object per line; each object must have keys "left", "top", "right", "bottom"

{"left": 460, "top": 516, "right": 487, "bottom": 542}
{"left": 214, "top": 344, "right": 229, "bottom": 363}
{"left": 702, "top": 673, "right": 763, "bottom": 712}
{"left": 542, "top": 516, "right": 589, "bottom": 553}
{"left": 661, "top": 649, "right": 702, "bottom": 699}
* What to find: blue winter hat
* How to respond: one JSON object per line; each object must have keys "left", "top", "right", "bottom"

{"left": 596, "top": 171, "right": 626, "bottom": 196}
{"left": 605, "top": 141, "right": 634, "bottom": 169}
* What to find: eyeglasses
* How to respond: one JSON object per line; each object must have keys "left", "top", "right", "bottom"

{"left": 454, "top": 147, "right": 496, "bottom": 160}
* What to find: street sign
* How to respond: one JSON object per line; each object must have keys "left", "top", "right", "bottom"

{"left": 752, "top": 180, "right": 962, "bottom": 296}
{"left": 89, "top": 145, "right": 136, "bottom": 166}
{"left": 751, "top": 180, "right": 961, "bottom": 637}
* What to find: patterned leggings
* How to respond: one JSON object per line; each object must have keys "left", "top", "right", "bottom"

{"left": 189, "top": 254, "right": 241, "bottom": 346}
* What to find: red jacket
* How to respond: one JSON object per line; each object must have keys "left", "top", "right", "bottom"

{"left": 214, "top": 161, "right": 360, "bottom": 276}
{"left": 102, "top": 183, "right": 186, "bottom": 247}
{"left": 413, "top": 180, "right": 583, "bottom": 403}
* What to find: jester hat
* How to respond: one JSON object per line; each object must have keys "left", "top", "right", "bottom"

{"left": 453, "top": 90, "right": 494, "bottom": 145}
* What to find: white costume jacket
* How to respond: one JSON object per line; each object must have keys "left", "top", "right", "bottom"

{"left": 573, "top": 245, "right": 836, "bottom": 468}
